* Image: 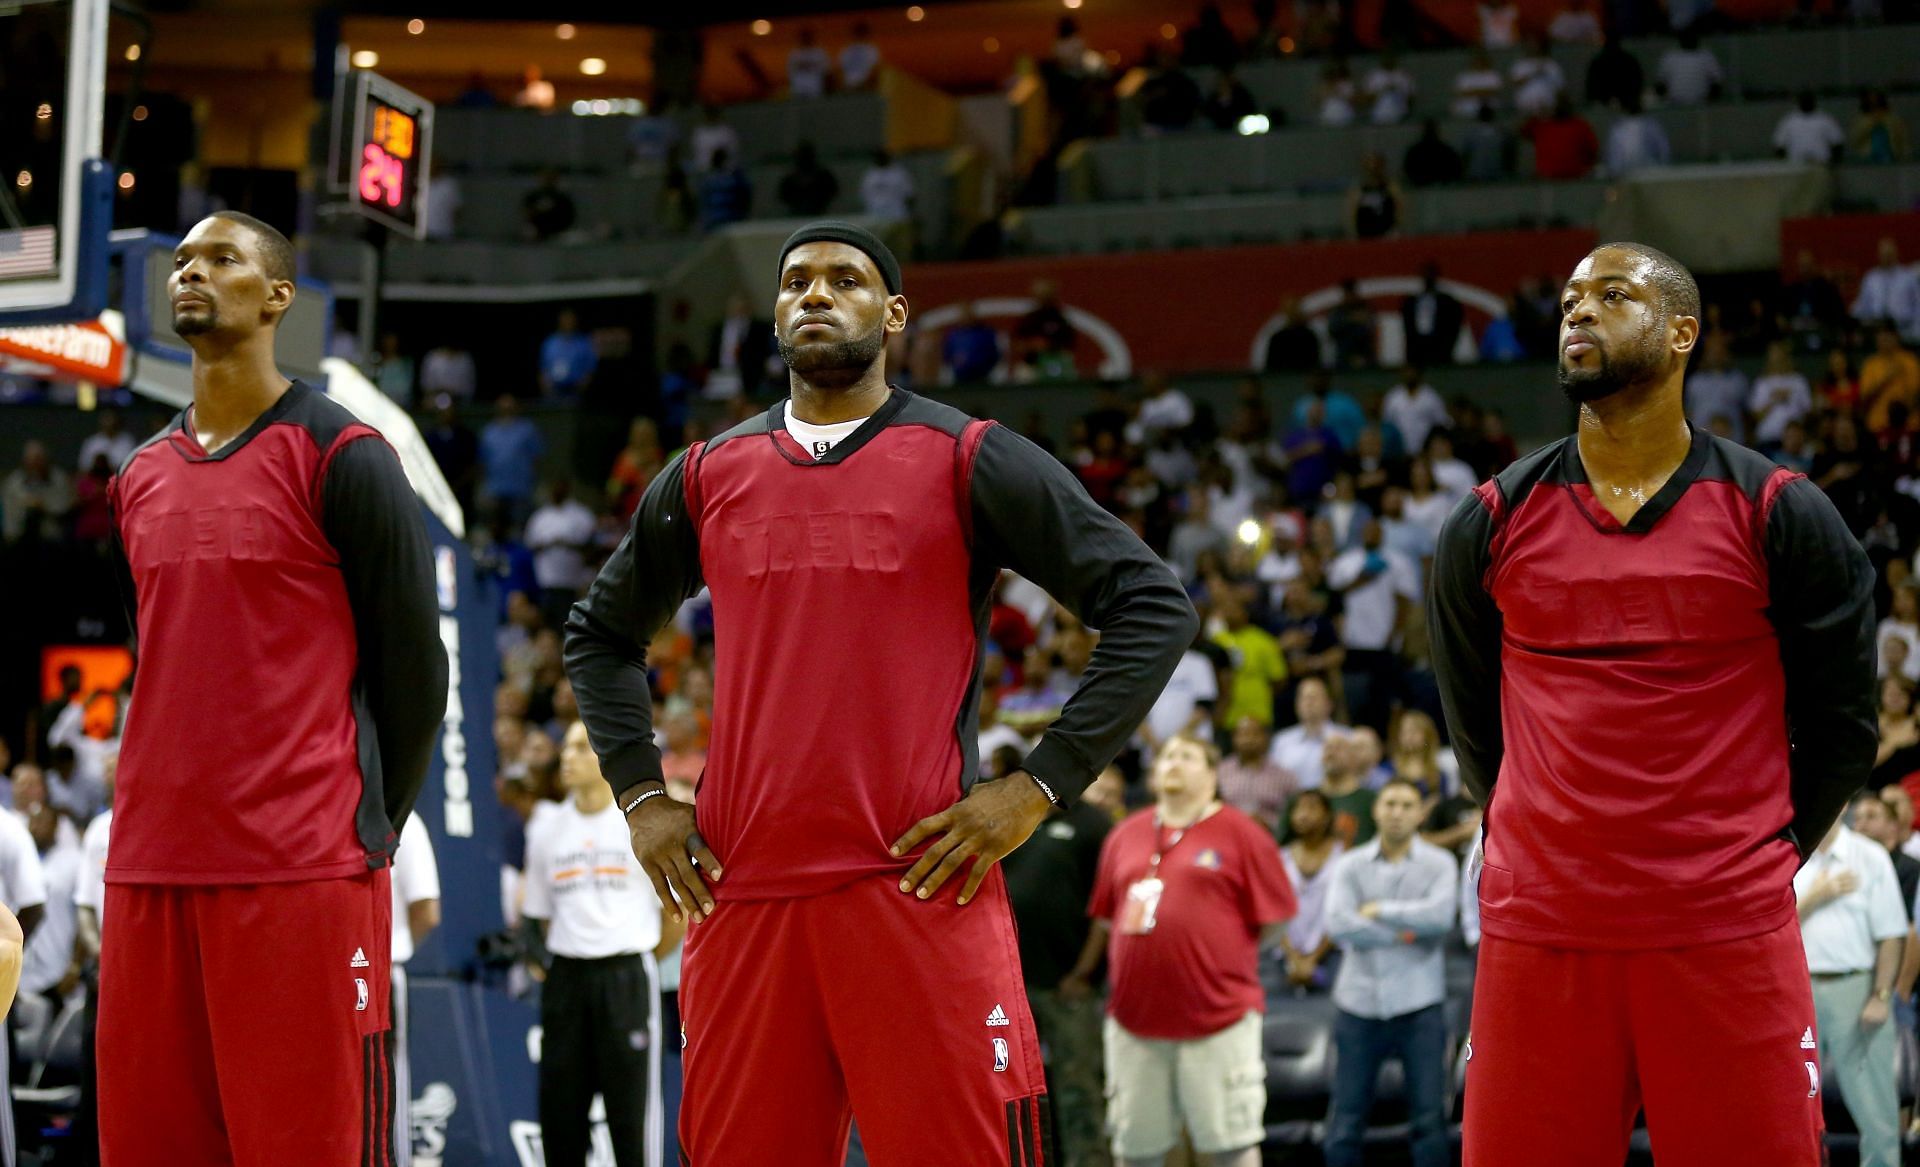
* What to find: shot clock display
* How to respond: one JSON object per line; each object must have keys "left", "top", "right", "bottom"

{"left": 346, "top": 71, "right": 434, "bottom": 237}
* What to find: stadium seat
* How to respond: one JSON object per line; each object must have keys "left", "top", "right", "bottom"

{"left": 1262, "top": 993, "right": 1338, "bottom": 1146}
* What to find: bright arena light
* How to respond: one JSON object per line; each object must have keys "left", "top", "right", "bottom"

{"left": 407, "top": 18, "right": 425, "bottom": 35}
{"left": 1237, "top": 113, "right": 1271, "bottom": 135}
{"left": 350, "top": 49, "right": 379, "bottom": 68}
{"left": 556, "top": 23, "right": 576, "bottom": 39}
{"left": 752, "top": 19, "right": 772, "bottom": 35}
{"left": 580, "top": 57, "right": 608, "bottom": 76}
{"left": 1236, "top": 519, "right": 1263, "bottom": 545}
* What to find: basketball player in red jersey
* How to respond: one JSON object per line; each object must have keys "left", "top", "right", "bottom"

{"left": 101, "top": 212, "right": 446, "bottom": 1166}
{"left": 1432, "top": 242, "right": 1876, "bottom": 1165}
{"left": 567, "top": 221, "right": 1199, "bottom": 1165}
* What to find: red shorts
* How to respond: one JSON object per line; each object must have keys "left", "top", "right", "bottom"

{"left": 679, "top": 868, "right": 1050, "bottom": 1167}
{"left": 1463, "top": 917, "right": 1824, "bottom": 1167}
{"left": 98, "top": 872, "right": 395, "bottom": 1167}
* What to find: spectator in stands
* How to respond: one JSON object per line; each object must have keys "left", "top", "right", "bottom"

{"left": 1656, "top": 28, "right": 1723, "bottom": 105}
{"left": 1796, "top": 816, "right": 1906, "bottom": 1167}
{"left": 1219, "top": 716, "right": 1297, "bottom": 834}
{"left": 1402, "top": 120, "right": 1462, "bottom": 187}
{"left": 1014, "top": 279, "right": 1079, "bottom": 379}
{"left": 1525, "top": 94, "right": 1599, "bottom": 180}
{"left": 1213, "top": 592, "right": 1289, "bottom": 728}
{"left": 1549, "top": 0, "right": 1604, "bottom": 44}
{"left": 1874, "top": 675, "right": 1920, "bottom": 790}
{"left": 1002, "top": 786, "right": 1111, "bottom": 1167}
{"left": 1748, "top": 341, "right": 1814, "bottom": 453}
{"left": 1780, "top": 250, "right": 1848, "bottom": 354}
{"left": 786, "top": 26, "right": 832, "bottom": 99}
{"left": 1383, "top": 366, "right": 1450, "bottom": 455}
{"left": 1477, "top": 0, "right": 1520, "bottom": 46}
{"left": 71, "top": 450, "right": 114, "bottom": 545}
{"left": 513, "top": 65, "right": 555, "bottom": 112}
{"left": 1346, "top": 153, "right": 1403, "bottom": 240}
{"left": 858, "top": 150, "right": 914, "bottom": 226}
{"left": 1316, "top": 733, "right": 1376, "bottom": 846}
{"left": 1317, "top": 59, "right": 1360, "bottom": 127}
{"left": 1774, "top": 419, "right": 1814, "bottom": 474}
{"left": 1851, "top": 795, "right": 1920, "bottom": 924}
{"left": 1270, "top": 676, "right": 1346, "bottom": 790}
{"left": 626, "top": 99, "right": 682, "bottom": 166}
{"left": 77, "top": 409, "right": 134, "bottom": 473}
{"left": 697, "top": 149, "right": 753, "bottom": 232}
{"left": 1145, "top": 628, "right": 1221, "bottom": 763}
{"left": 1322, "top": 779, "right": 1457, "bottom": 1167}
{"left": 605, "top": 418, "right": 663, "bottom": 522}
{"left": 1322, "top": 283, "right": 1374, "bottom": 370}
{"left": 1509, "top": 36, "right": 1566, "bottom": 120}
{"left": 525, "top": 479, "right": 597, "bottom": 623}
{"left": 1422, "top": 429, "right": 1476, "bottom": 499}
{"left": 1821, "top": 348, "right": 1863, "bottom": 414}
{"left": 1584, "top": 31, "right": 1645, "bottom": 110}
{"left": 1050, "top": 16, "right": 1092, "bottom": 77}
{"left": 425, "top": 159, "right": 462, "bottom": 239}
{"left": 419, "top": 395, "right": 478, "bottom": 518}
{"left": 1451, "top": 48, "right": 1505, "bottom": 120}
{"left": 1478, "top": 307, "right": 1526, "bottom": 362}
{"left": 1278, "top": 790, "right": 1343, "bottom": 989}
{"left": 1068, "top": 734, "right": 1294, "bottom": 1167}
{"left": 3, "top": 440, "right": 71, "bottom": 544}
{"left": 701, "top": 293, "right": 770, "bottom": 402}
{"left": 1140, "top": 45, "right": 1201, "bottom": 133}
{"left": 1864, "top": 326, "right": 1920, "bottom": 436}
{"left": 12, "top": 773, "right": 75, "bottom": 1011}
{"left": 1460, "top": 105, "right": 1514, "bottom": 181}
{"left": 1401, "top": 267, "right": 1464, "bottom": 367}
{"left": 1330, "top": 521, "right": 1418, "bottom": 732}
{"left": 371, "top": 333, "right": 415, "bottom": 409}
{"left": 1359, "top": 51, "right": 1415, "bottom": 126}
{"left": 1282, "top": 399, "right": 1342, "bottom": 504}
{"left": 1604, "top": 92, "right": 1671, "bottom": 176}
{"left": 1263, "top": 296, "right": 1323, "bottom": 371}
{"left": 537, "top": 309, "right": 597, "bottom": 399}
{"left": 1851, "top": 88, "right": 1912, "bottom": 164}
{"left": 521, "top": 170, "right": 576, "bottom": 242}
{"left": 1854, "top": 238, "right": 1920, "bottom": 345}
{"left": 1202, "top": 68, "right": 1257, "bottom": 131}
{"left": 776, "top": 142, "right": 840, "bottom": 218}
{"left": 1683, "top": 332, "right": 1749, "bottom": 442}
{"left": 690, "top": 105, "right": 740, "bottom": 172}
{"left": 1775, "top": 91, "right": 1847, "bottom": 166}
{"left": 937, "top": 302, "right": 1000, "bottom": 384}
{"left": 479, "top": 395, "right": 545, "bottom": 529}
{"left": 421, "top": 341, "right": 477, "bottom": 403}
{"left": 839, "top": 21, "right": 881, "bottom": 91}
{"left": 1182, "top": 1, "right": 1240, "bottom": 69}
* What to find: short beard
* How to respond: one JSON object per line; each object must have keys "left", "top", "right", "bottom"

{"left": 777, "top": 319, "right": 886, "bottom": 390}
{"left": 1558, "top": 331, "right": 1664, "bottom": 405}
{"left": 172, "top": 307, "right": 217, "bottom": 337}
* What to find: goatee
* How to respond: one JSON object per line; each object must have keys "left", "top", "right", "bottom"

{"left": 1558, "top": 338, "right": 1662, "bottom": 405}
{"left": 778, "top": 319, "right": 886, "bottom": 389}
{"left": 173, "top": 308, "right": 216, "bottom": 337}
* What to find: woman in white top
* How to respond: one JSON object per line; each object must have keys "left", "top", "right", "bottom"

{"left": 1402, "top": 458, "right": 1455, "bottom": 544}
{"left": 1279, "top": 790, "right": 1345, "bottom": 990}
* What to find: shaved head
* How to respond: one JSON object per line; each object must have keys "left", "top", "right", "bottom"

{"left": 1593, "top": 241, "right": 1700, "bottom": 325}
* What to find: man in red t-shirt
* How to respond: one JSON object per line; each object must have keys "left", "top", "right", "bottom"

{"left": 1064, "top": 735, "right": 1295, "bottom": 1167}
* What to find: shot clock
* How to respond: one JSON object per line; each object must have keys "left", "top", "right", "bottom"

{"left": 336, "top": 69, "right": 434, "bottom": 238}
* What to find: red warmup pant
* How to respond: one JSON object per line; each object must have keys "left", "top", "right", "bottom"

{"left": 1463, "top": 917, "right": 1825, "bottom": 1167}
{"left": 679, "top": 867, "right": 1050, "bottom": 1167}
{"left": 97, "top": 872, "right": 395, "bottom": 1167}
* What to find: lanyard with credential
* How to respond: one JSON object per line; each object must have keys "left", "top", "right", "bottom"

{"left": 1119, "top": 812, "right": 1202, "bottom": 936}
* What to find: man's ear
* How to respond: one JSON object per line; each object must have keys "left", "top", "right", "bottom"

{"left": 265, "top": 279, "right": 296, "bottom": 326}
{"left": 1670, "top": 313, "right": 1700, "bottom": 359}
{"left": 886, "top": 294, "right": 909, "bottom": 335}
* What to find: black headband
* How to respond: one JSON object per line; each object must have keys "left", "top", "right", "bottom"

{"left": 777, "top": 220, "right": 903, "bottom": 295}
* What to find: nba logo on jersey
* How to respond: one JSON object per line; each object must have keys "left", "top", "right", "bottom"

{"left": 1805, "top": 1061, "right": 1819, "bottom": 1098}
{"left": 355, "top": 977, "right": 369, "bottom": 1012}
{"left": 992, "top": 1037, "right": 1009, "bottom": 1073}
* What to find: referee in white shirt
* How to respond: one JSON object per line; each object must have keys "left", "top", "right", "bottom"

{"left": 391, "top": 813, "right": 441, "bottom": 1167}
{"left": 1795, "top": 816, "right": 1908, "bottom": 1167}
{"left": 526, "top": 721, "right": 665, "bottom": 1167}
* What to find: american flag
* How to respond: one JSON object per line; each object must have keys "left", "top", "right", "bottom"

{"left": 0, "top": 227, "right": 56, "bottom": 279}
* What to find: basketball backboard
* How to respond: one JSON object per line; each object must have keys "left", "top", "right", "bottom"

{"left": 0, "top": 0, "right": 111, "bottom": 321}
